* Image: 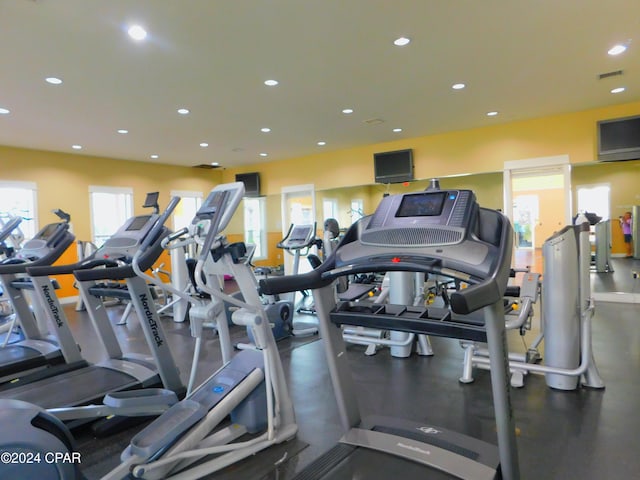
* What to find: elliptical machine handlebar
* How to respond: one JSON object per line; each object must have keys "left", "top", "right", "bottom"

{"left": 138, "top": 196, "right": 181, "bottom": 253}
{"left": 160, "top": 227, "right": 189, "bottom": 249}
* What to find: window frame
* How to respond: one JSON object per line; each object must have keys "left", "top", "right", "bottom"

{"left": 88, "top": 185, "right": 134, "bottom": 247}
{"left": 170, "top": 190, "right": 204, "bottom": 231}
{"left": 0, "top": 180, "right": 38, "bottom": 239}
{"left": 243, "top": 196, "right": 267, "bottom": 261}
{"left": 576, "top": 183, "right": 611, "bottom": 221}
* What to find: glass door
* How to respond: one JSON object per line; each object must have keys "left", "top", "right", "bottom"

{"left": 281, "top": 184, "right": 316, "bottom": 275}
{"left": 513, "top": 194, "right": 538, "bottom": 249}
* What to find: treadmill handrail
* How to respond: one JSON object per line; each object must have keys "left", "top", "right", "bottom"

{"left": 27, "top": 258, "right": 120, "bottom": 277}
{"left": 73, "top": 231, "right": 168, "bottom": 282}
{"left": 261, "top": 208, "right": 513, "bottom": 315}
{"left": 0, "top": 231, "right": 76, "bottom": 275}
{"left": 138, "top": 196, "right": 181, "bottom": 253}
{"left": 449, "top": 209, "right": 513, "bottom": 315}
{"left": 74, "top": 197, "right": 180, "bottom": 282}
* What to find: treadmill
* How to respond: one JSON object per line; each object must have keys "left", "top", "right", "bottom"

{"left": 260, "top": 188, "right": 520, "bottom": 479}
{"left": 0, "top": 198, "right": 184, "bottom": 411}
{"left": 0, "top": 210, "right": 83, "bottom": 383}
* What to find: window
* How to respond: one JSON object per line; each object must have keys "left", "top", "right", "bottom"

{"left": 171, "top": 190, "right": 203, "bottom": 230}
{"left": 576, "top": 184, "right": 610, "bottom": 221}
{"left": 323, "top": 198, "right": 338, "bottom": 221}
{"left": 0, "top": 181, "right": 38, "bottom": 239}
{"left": 89, "top": 186, "right": 133, "bottom": 247}
{"left": 350, "top": 199, "right": 364, "bottom": 224}
{"left": 244, "top": 197, "right": 266, "bottom": 260}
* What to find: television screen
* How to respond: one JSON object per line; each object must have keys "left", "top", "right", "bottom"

{"left": 235, "top": 172, "right": 261, "bottom": 197}
{"left": 374, "top": 149, "right": 414, "bottom": 184}
{"left": 597, "top": 115, "right": 640, "bottom": 162}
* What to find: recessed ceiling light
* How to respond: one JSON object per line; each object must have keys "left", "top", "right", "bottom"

{"left": 0, "top": 107, "right": 10, "bottom": 115}
{"left": 608, "top": 44, "right": 627, "bottom": 56}
{"left": 117, "top": 129, "right": 128, "bottom": 134}
{"left": 177, "top": 108, "right": 190, "bottom": 115}
{"left": 342, "top": 108, "right": 354, "bottom": 114}
{"left": 259, "top": 152, "right": 268, "bottom": 157}
{"left": 264, "top": 79, "right": 279, "bottom": 86}
{"left": 393, "top": 37, "right": 411, "bottom": 46}
{"left": 150, "top": 154, "right": 159, "bottom": 159}
{"left": 393, "top": 128, "right": 403, "bottom": 133}
{"left": 452, "top": 83, "right": 466, "bottom": 90}
{"left": 260, "top": 127, "right": 271, "bottom": 133}
{"left": 611, "top": 87, "right": 626, "bottom": 94}
{"left": 486, "top": 111, "right": 499, "bottom": 117}
{"left": 71, "top": 145, "right": 82, "bottom": 150}
{"left": 317, "top": 141, "right": 326, "bottom": 146}
{"left": 200, "top": 142, "right": 209, "bottom": 147}
{"left": 45, "top": 77, "right": 63, "bottom": 85}
{"left": 128, "top": 25, "right": 147, "bottom": 41}
{"left": 210, "top": 162, "right": 219, "bottom": 166}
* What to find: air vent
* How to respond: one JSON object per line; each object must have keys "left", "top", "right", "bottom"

{"left": 361, "top": 228, "right": 463, "bottom": 247}
{"left": 598, "top": 70, "right": 623, "bottom": 80}
{"left": 193, "top": 164, "right": 221, "bottom": 169}
{"left": 364, "top": 118, "right": 385, "bottom": 125}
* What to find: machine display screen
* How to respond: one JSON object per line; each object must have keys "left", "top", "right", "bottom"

{"left": 126, "top": 215, "right": 152, "bottom": 231}
{"left": 290, "top": 226, "right": 313, "bottom": 242}
{"left": 198, "top": 192, "right": 222, "bottom": 216}
{"left": 396, "top": 192, "right": 447, "bottom": 218}
{"left": 38, "top": 223, "right": 59, "bottom": 239}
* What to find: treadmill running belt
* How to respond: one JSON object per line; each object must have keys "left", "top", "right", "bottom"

{"left": 0, "top": 345, "right": 52, "bottom": 376}
{"left": 293, "top": 444, "right": 455, "bottom": 480}
{"left": 0, "top": 365, "right": 149, "bottom": 408}
{"left": 0, "top": 345, "right": 42, "bottom": 363}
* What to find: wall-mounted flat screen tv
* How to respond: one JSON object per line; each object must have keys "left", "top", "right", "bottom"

{"left": 235, "top": 172, "right": 261, "bottom": 197}
{"left": 374, "top": 149, "right": 414, "bottom": 184}
{"left": 597, "top": 114, "right": 640, "bottom": 162}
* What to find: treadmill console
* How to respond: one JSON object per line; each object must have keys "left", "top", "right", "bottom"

{"left": 17, "top": 221, "right": 69, "bottom": 260}
{"left": 99, "top": 214, "right": 158, "bottom": 260}
{"left": 333, "top": 188, "right": 508, "bottom": 283}
{"left": 362, "top": 190, "right": 475, "bottom": 247}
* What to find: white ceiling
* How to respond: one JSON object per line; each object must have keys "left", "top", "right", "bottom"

{"left": 0, "top": 0, "right": 638, "bottom": 169}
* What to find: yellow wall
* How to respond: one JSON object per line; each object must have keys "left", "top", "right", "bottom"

{"left": 1, "top": 145, "right": 222, "bottom": 297}
{"left": 0, "top": 146, "right": 222, "bottom": 240}
{"left": 3, "top": 99, "right": 640, "bottom": 290}
{"left": 222, "top": 100, "right": 640, "bottom": 194}
{"left": 369, "top": 173, "right": 504, "bottom": 211}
